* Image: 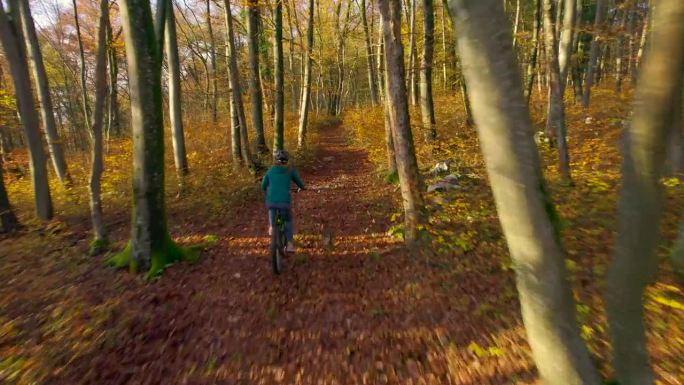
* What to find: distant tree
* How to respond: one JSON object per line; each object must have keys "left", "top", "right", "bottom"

{"left": 360, "top": 0, "right": 378, "bottom": 106}
{"left": 297, "top": 0, "right": 315, "bottom": 149}
{"left": 419, "top": 0, "right": 436, "bottom": 141}
{"left": 0, "top": 154, "right": 18, "bottom": 232}
{"left": 0, "top": 0, "right": 53, "bottom": 220}
{"left": 273, "top": 0, "right": 285, "bottom": 151}
{"left": 582, "top": 0, "right": 607, "bottom": 108}
{"left": 246, "top": 0, "right": 269, "bottom": 155}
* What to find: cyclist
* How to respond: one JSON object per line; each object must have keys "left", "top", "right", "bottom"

{"left": 261, "top": 149, "right": 306, "bottom": 253}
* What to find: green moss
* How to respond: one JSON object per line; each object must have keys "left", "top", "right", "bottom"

{"left": 88, "top": 238, "right": 109, "bottom": 256}
{"left": 384, "top": 170, "right": 400, "bottom": 184}
{"left": 105, "top": 236, "right": 199, "bottom": 280}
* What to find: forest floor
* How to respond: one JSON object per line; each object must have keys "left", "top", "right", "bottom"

{"left": 2, "top": 90, "right": 684, "bottom": 385}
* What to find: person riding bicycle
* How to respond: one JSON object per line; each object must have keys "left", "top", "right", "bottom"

{"left": 261, "top": 149, "right": 305, "bottom": 253}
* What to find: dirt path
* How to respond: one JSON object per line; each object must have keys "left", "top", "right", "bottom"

{"left": 1, "top": 124, "right": 538, "bottom": 385}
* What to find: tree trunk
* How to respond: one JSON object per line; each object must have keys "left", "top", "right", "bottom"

{"left": 441, "top": 2, "right": 448, "bottom": 90}
{"left": 165, "top": 1, "right": 189, "bottom": 183}
{"left": 109, "top": 0, "right": 191, "bottom": 278}
{"left": 273, "top": 0, "right": 285, "bottom": 151}
{"left": 633, "top": 9, "right": 649, "bottom": 86}
{"left": 298, "top": 0, "right": 315, "bottom": 148}
{"left": 224, "top": 0, "right": 253, "bottom": 167}
{"left": 614, "top": 2, "right": 632, "bottom": 94}
{"left": 89, "top": 0, "right": 110, "bottom": 254}
{"left": 605, "top": 2, "right": 684, "bottom": 383}
{"left": 582, "top": 0, "right": 606, "bottom": 108}
{"left": 512, "top": 0, "right": 520, "bottom": 47}
{"left": 0, "top": 0, "right": 53, "bottom": 220}
{"left": 376, "top": 19, "right": 385, "bottom": 101}
{"left": 73, "top": 0, "right": 92, "bottom": 130}
{"left": 246, "top": 0, "right": 268, "bottom": 154}
{"left": 18, "top": 0, "right": 71, "bottom": 185}
{"left": 446, "top": 0, "right": 601, "bottom": 383}
{"left": 420, "top": 0, "right": 437, "bottom": 141}
{"left": 0, "top": 154, "right": 18, "bottom": 233}
{"left": 361, "top": 0, "right": 379, "bottom": 106}
{"left": 407, "top": 0, "right": 418, "bottom": 106}
{"left": 543, "top": 0, "right": 571, "bottom": 180}
{"left": 525, "top": 0, "right": 541, "bottom": 104}
{"left": 378, "top": 0, "right": 425, "bottom": 244}
{"left": 206, "top": 0, "right": 218, "bottom": 124}
{"left": 558, "top": 0, "right": 577, "bottom": 88}
{"left": 106, "top": 18, "right": 121, "bottom": 137}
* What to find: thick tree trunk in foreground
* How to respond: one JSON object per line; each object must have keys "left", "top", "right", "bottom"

{"left": 18, "top": 0, "right": 71, "bottom": 185}
{"left": 89, "top": 0, "right": 110, "bottom": 254}
{"left": 223, "top": 0, "right": 252, "bottom": 167}
{"left": 0, "top": 0, "right": 53, "bottom": 220}
{"left": 420, "top": 0, "right": 437, "bottom": 141}
{"left": 247, "top": 0, "right": 268, "bottom": 154}
{"left": 165, "top": 3, "right": 189, "bottom": 181}
{"left": 446, "top": 0, "right": 601, "bottom": 383}
{"left": 273, "top": 0, "right": 285, "bottom": 151}
{"left": 543, "top": 0, "right": 571, "bottom": 180}
{"left": 0, "top": 155, "right": 18, "bottom": 233}
{"left": 605, "top": 1, "right": 684, "bottom": 383}
{"left": 298, "top": 0, "right": 315, "bottom": 149}
{"left": 582, "top": 0, "right": 606, "bottom": 108}
{"left": 378, "top": 0, "right": 425, "bottom": 244}
{"left": 108, "top": 0, "right": 193, "bottom": 278}
{"left": 361, "top": 0, "right": 378, "bottom": 106}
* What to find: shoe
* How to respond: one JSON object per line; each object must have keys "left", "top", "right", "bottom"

{"left": 286, "top": 241, "right": 295, "bottom": 253}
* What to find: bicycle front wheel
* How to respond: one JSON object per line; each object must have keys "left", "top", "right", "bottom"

{"left": 271, "top": 226, "right": 283, "bottom": 274}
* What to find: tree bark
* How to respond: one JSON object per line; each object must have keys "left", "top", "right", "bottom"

{"left": 543, "top": 0, "right": 571, "bottom": 180}
{"left": 89, "top": 0, "right": 110, "bottom": 254}
{"left": 582, "top": 0, "right": 606, "bottom": 108}
{"left": 407, "top": 0, "right": 419, "bottom": 106}
{"left": 0, "top": 0, "right": 53, "bottom": 220}
{"left": 378, "top": 0, "right": 425, "bottom": 244}
{"left": 0, "top": 154, "right": 19, "bottom": 233}
{"left": 247, "top": 0, "right": 268, "bottom": 154}
{"left": 73, "top": 0, "right": 92, "bottom": 130}
{"left": 633, "top": 9, "right": 649, "bottom": 86}
{"left": 165, "top": 1, "right": 189, "bottom": 182}
{"left": 420, "top": 0, "right": 436, "bottom": 141}
{"left": 525, "top": 0, "right": 541, "bottom": 104}
{"left": 106, "top": 17, "right": 121, "bottom": 137}
{"left": 18, "top": 0, "right": 71, "bottom": 185}
{"left": 605, "top": 1, "right": 684, "bottom": 383}
{"left": 361, "top": 0, "right": 379, "bottom": 106}
{"left": 614, "top": 2, "right": 632, "bottom": 94}
{"left": 224, "top": 0, "right": 253, "bottom": 167}
{"left": 446, "top": 0, "right": 601, "bottom": 383}
{"left": 298, "top": 0, "right": 315, "bottom": 148}
{"left": 273, "top": 0, "right": 285, "bottom": 151}
{"left": 558, "top": 0, "right": 577, "bottom": 88}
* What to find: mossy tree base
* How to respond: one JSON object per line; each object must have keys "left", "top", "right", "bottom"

{"left": 106, "top": 235, "right": 200, "bottom": 280}
{"left": 88, "top": 238, "right": 109, "bottom": 256}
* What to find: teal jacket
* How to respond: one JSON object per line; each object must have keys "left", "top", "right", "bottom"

{"left": 261, "top": 165, "right": 305, "bottom": 205}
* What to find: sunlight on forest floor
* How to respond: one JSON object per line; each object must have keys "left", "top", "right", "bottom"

{"left": 1, "top": 88, "right": 683, "bottom": 384}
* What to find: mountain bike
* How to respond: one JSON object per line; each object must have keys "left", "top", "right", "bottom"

{"left": 270, "top": 207, "right": 288, "bottom": 274}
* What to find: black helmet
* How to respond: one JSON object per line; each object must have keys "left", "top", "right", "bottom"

{"left": 274, "top": 149, "right": 289, "bottom": 163}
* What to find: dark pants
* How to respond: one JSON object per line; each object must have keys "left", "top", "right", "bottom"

{"left": 268, "top": 206, "right": 293, "bottom": 242}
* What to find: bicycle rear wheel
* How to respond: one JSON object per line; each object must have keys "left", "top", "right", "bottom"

{"left": 271, "top": 225, "right": 283, "bottom": 274}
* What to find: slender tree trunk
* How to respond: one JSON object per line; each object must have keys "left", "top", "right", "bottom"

{"left": 224, "top": 0, "right": 253, "bottom": 167}
{"left": 376, "top": 20, "right": 386, "bottom": 101}
{"left": 605, "top": 2, "right": 684, "bottom": 383}
{"left": 89, "top": 0, "right": 109, "bottom": 254}
{"left": 165, "top": 1, "right": 189, "bottom": 181}
{"left": 407, "top": 0, "right": 418, "bottom": 106}
{"left": 73, "top": 0, "right": 91, "bottom": 130}
{"left": 525, "top": 0, "right": 541, "bottom": 104}
{"left": 582, "top": 0, "right": 606, "bottom": 108}
{"left": 633, "top": 10, "right": 649, "bottom": 86}
{"left": 0, "top": 153, "right": 18, "bottom": 233}
{"left": 614, "top": 2, "right": 631, "bottom": 94}
{"left": 0, "top": 0, "right": 53, "bottom": 220}
{"left": 106, "top": 18, "right": 121, "bottom": 137}
{"left": 441, "top": 2, "right": 448, "bottom": 90}
{"left": 543, "top": 0, "right": 571, "bottom": 180}
{"left": 378, "top": 0, "right": 425, "bottom": 244}
{"left": 512, "top": 0, "right": 520, "bottom": 47}
{"left": 558, "top": 0, "right": 577, "bottom": 89}
{"left": 420, "top": 0, "right": 436, "bottom": 141}
{"left": 361, "top": 0, "right": 379, "bottom": 106}
{"left": 447, "top": 0, "right": 601, "bottom": 383}
{"left": 247, "top": 0, "right": 268, "bottom": 154}
{"left": 298, "top": 0, "right": 315, "bottom": 148}
{"left": 206, "top": 0, "right": 218, "bottom": 123}
{"left": 18, "top": 0, "right": 70, "bottom": 185}
{"left": 273, "top": 0, "right": 285, "bottom": 151}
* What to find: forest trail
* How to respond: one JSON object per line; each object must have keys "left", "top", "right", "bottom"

{"left": 76, "top": 124, "right": 536, "bottom": 385}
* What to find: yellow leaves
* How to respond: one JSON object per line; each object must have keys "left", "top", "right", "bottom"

{"left": 649, "top": 292, "right": 684, "bottom": 311}
{"left": 466, "top": 341, "right": 505, "bottom": 359}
